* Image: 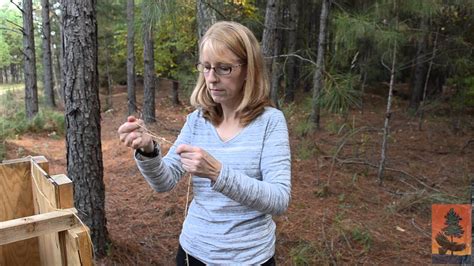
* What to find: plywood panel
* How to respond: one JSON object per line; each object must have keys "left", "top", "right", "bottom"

{"left": 31, "top": 159, "right": 63, "bottom": 266}
{"left": 0, "top": 157, "right": 46, "bottom": 266}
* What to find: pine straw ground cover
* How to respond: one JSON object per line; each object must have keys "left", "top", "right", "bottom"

{"left": 4, "top": 85, "right": 472, "bottom": 265}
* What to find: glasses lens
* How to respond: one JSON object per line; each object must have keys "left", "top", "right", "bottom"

{"left": 216, "top": 66, "right": 232, "bottom": 75}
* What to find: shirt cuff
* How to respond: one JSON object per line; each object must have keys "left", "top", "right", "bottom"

{"left": 134, "top": 142, "right": 161, "bottom": 161}
{"left": 211, "top": 164, "right": 229, "bottom": 192}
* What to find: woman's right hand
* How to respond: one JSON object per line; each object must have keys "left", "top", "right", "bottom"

{"left": 118, "top": 116, "right": 154, "bottom": 153}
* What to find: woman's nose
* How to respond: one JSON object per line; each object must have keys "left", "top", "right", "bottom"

{"left": 206, "top": 68, "right": 219, "bottom": 82}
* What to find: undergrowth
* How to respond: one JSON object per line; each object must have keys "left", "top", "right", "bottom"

{"left": 0, "top": 89, "right": 65, "bottom": 161}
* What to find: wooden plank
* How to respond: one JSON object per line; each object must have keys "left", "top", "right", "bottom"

{"left": 0, "top": 208, "right": 78, "bottom": 245}
{"left": 30, "top": 159, "right": 63, "bottom": 266}
{"left": 0, "top": 157, "right": 46, "bottom": 266}
{"left": 65, "top": 227, "right": 93, "bottom": 266}
{"left": 51, "top": 174, "right": 74, "bottom": 209}
{"left": 50, "top": 174, "right": 75, "bottom": 265}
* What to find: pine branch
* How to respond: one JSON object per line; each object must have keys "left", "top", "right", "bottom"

{"left": 6, "top": 19, "right": 24, "bottom": 33}
{"left": 10, "top": 0, "right": 24, "bottom": 14}
{"left": 269, "top": 53, "right": 317, "bottom": 67}
{"left": 335, "top": 157, "right": 444, "bottom": 193}
{"left": 0, "top": 27, "right": 22, "bottom": 34}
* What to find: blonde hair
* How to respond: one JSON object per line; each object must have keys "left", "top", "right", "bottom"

{"left": 190, "top": 21, "right": 272, "bottom": 126}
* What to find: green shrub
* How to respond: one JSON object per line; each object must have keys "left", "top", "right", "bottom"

{"left": 290, "top": 241, "right": 315, "bottom": 265}
{"left": 0, "top": 91, "right": 65, "bottom": 141}
{"left": 321, "top": 73, "right": 361, "bottom": 114}
{"left": 297, "top": 138, "right": 317, "bottom": 160}
{"left": 351, "top": 227, "right": 372, "bottom": 251}
{"left": 295, "top": 119, "right": 314, "bottom": 137}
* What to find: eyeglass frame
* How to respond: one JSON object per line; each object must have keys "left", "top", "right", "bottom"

{"left": 195, "top": 62, "right": 246, "bottom": 76}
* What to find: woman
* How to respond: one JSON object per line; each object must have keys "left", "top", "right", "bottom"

{"left": 118, "top": 21, "right": 291, "bottom": 265}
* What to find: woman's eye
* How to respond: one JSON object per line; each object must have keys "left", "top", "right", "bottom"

{"left": 218, "top": 66, "right": 231, "bottom": 72}
{"left": 203, "top": 66, "right": 212, "bottom": 71}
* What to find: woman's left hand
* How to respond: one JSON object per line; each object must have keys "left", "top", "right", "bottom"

{"left": 176, "top": 144, "right": 222, "bottom": 181}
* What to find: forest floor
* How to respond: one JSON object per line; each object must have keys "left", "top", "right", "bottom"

{"left": 4, "top": 82, "right": 473, "bottom": 265}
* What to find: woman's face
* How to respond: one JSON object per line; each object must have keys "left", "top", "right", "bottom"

{"left": 200, "top": 43, "right": 247, "bottom": 110}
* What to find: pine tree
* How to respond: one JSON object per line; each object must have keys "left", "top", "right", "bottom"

{"left": 441, "top": 208, "right": 465, "bottom": 255}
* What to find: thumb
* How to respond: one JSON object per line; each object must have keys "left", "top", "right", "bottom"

{"left": 127, "top": 116, "right": 136, "bottom": 123}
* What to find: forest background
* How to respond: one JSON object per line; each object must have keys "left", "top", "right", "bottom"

{"left": 0, "top": 0, "right": 473, "bottom": 264}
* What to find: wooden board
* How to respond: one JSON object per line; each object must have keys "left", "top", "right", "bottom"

{"left": 0, "top": 156, "right": 47, "bottom": 266}
{"left": 31, "top": 159, "right": 63, "bottom": 266}
{"left": 0, "top": 208, "right": 77, "bottom": 245}
{"left": 65, "top": 227, "right": 93, "bottom": 266}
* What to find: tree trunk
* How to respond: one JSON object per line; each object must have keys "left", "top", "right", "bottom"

{"left": 409, "top": 18, "right": 428, "bottom": 111}
{"left": 61, "top": 0, "right": 109, "bottom": 257}
{"left": 22, "top": 0, "right": 39, "bottom": 119}
{"left": 418, "top": 31, "right": 438, "bottom": 130}
{"left": 377, "top": 44, "right": 397, "bottom": 184}
{"left": 270, "top": 1, "right": 283, "bottom": 108}
{"left": 3, "top": 68, "right": 8, "bottom": 83}
{"left": 41, "top": 0, "right": 55, "bottom": 108}
{"left": 126, "top": 0, "right": 136, "bottom": 115}
{"left": 310, "top": 0, "right": 330, "bottom": 129}
{"left": 143, "top": 3, "right": 156, "bottom": 123}
{"left": 172, "top": 80, "right": 180, "bottom": 106}
{"left": 284, "top": 0, "right": 299, "bottom": 103}
{"left": 104, "top": 38, "right": 113, "bottom": 110}
{"left": 14, "top": 64, "right": 20, "bottom": 83}
{"left": 54, "top": 32, "right": 63, "bottom": 106}
{"left": 196, "top": 0, "right": 219, "bottom": 40}
{"left": 261, "top": 0, "right": 278, "bottom": 78}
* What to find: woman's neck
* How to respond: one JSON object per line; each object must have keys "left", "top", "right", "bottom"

{"left": 220, "top": 105, "right": 239, "bottom": 124}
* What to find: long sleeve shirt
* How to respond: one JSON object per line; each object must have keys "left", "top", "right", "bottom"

{"left": 135, "top": 107, "right": 291, "bottom": 265}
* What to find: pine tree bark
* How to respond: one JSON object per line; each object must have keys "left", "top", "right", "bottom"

{"left": 126, "top": 0, "right": 136, "bottom": 115}
{"left": 196, "top": 0, "right": 219, "bottom": 40}
{"left": 284, "top": 0, "right": 299, "bottom": 103}
{"left": 143, "top": 3, "right": 156, "bottom": 123}
{"left": 22, "top": 0, "right": 39, "bottom": 119}
{"left": 270, "top": 3, "right": 283, "bottom": 109}
{"left": 261, "top": 0, "right": 278, "bottom": 76}
{"left": 61, "top": 0, "right": 109, "bottom": 257}
{"left": 104, "top": 40, "right": 113, "bottom": 110}
{"left": 310, "top": 0, "right": 330, "bottom": 129}
{"left": 409, "top": 18, "right": 428, "bottom": 110}
{"left": 41, "top": 0, "right": 55, "bottom": 107}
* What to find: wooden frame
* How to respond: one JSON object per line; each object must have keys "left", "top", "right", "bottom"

{"left": 0, "top": 156, "right": 93, "bottom": 266}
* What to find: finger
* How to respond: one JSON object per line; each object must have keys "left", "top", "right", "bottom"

{"left": 180, "top": 158, "right": 194, "bottom": 165}
{"left": 127, "top": 116, "right": 137, "bottom": 123}
{"left": 131, "top": 136, "right": 143, "bottom": 149}
{"left": 124, "top": 131, "right": 139, "bottom": 147}
{"left": 178, "top": 151, "right": 195, "bottom": 160}
{"left": 176, "top": 144, "right": 199, "bottom": 154}
{"left": 119, "top": 132, "right": 128, "bottom": 143}
{"left": 118, "top": 121, "right": 140, "bottom": 134}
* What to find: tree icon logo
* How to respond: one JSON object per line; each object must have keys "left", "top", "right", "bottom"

{"left": 432, "top": 204, "right": 471, "bottom": 264}
{"left": 435, "top": 208, "right": 466, "bottom": 255}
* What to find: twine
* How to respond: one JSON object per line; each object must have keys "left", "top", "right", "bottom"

{"left": 132, "top": 123, "right": 192, "bottom": 266}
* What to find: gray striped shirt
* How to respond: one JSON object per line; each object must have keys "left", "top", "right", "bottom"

{"left": 135, "top": 107, "right": 291, "bottom": 265}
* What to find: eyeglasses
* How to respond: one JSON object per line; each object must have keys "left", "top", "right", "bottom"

{"left": 195, "top": 63, "right": 246, "bottom": 76}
